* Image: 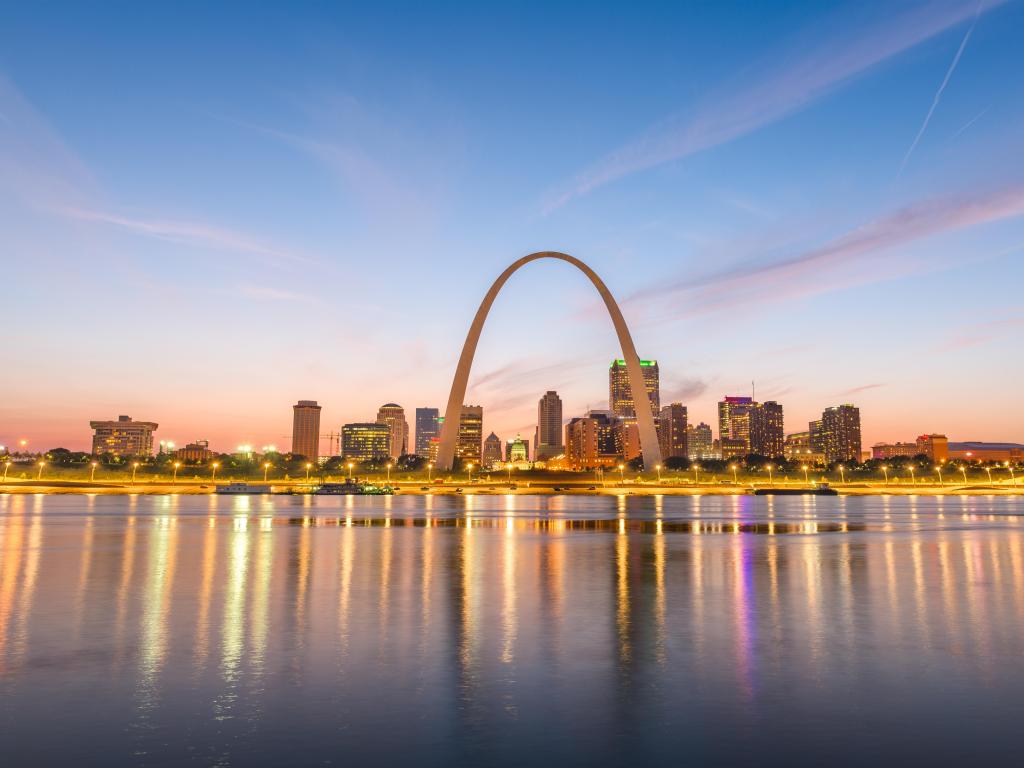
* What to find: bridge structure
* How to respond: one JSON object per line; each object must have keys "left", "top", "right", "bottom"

{"left": 435, "top": 251, "right": 663, "bottom": 471}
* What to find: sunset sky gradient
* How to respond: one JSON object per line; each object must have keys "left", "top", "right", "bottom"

{"left": 2, "top": 0, "right": 1023, "bottom": 453}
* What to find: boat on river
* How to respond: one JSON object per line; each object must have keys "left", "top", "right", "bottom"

{"left": 314, "top": 480, "right": 393, "bottom": 496}
{"left": 216, "top": 482, "right": 273, "bottom": 495}
{"left": 749, "top": 483, "right": 839, "bottom": 496}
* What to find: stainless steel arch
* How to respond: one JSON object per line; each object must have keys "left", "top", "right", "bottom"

{"left": 436, "top": 251, "right": 663, "bottom": 471}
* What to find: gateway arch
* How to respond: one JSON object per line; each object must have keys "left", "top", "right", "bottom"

{"left": 436, "top": 251, "right": 663, "bottom": 471}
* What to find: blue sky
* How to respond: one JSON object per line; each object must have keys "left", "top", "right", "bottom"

{"left": 1, "top": 0, "right": 1022, "bottom": 451}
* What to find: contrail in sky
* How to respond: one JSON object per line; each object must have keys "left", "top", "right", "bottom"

{"left": 897, "top": 0, "right": 983, "bottom": 177}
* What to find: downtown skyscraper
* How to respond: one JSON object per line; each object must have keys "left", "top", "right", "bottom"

{"left": 749, "top": 401, "right": 784, "bottom": 459}
{"left": 376, "top": 403, "right": 408, "bottom": 460}
{"left": 821, "top": 404, "right": 862, "bottom": 463}
{"left": 534, "top": 390, "right": 563, "bottom": 460}
{"left": 414, "top": 407, "right": 440, "bottom": 458}
{"left": 291, "top": 400, "right": 322, "bottom": 462}
{"left": 609, "top": 359, "right": 660, "bottom": 420}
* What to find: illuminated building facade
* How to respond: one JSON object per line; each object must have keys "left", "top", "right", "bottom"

{"left": 658, "top": 403, "right": 688, "bottom": 459}
{"left": 535, "top": 390, "right": 563, "bottom": 459}
{"left": 947, "top": 442, "right": 1023, "bottom": 462}
{"left": 720, "top": 438, "right": 748, "bottom": 460}
{"left": 341, "top": 423, "right": 390, "bottom": 460}
{"left": 785, "top": 431, "right": 825, "bottom": 464}
{"left": 505, "top": 435, "right": 529, "bottom": 463}
{"left": 175, "top": 440, "right": 213, "bottom": 463}
{"left": 916, "top": 434, "right": 949, "bottom": 462}
{"left": 483, "top": 432, "right": 503, "bottom": 468}
{"left": 376, "top": 403, "right": 408, "bottom": 459}
{"left": 820, "top": 404, "right": 862, "bottom": 463}
{"left": 415, "top": 407, "right": 441, "bottom": 457}
{"left": 90, "top": 415, "right": 158, "bottom": 456}
{"left": 871, "top": 442, "right": 919, "bottom": 459}
{"left": 687, "top": 422, "right": 714, "bottom": 460}
{"left": 291, "top": 400, "right": 322, "bottom": 461}
{"left": 749, "top": 400, "right": 784, "bottom": 458}
{"left": 614, "top": 421, "right": 642, "bottom": 461}
{"left": 718, "top": 396, "right": 754, "bottom": 452}
{"left": 609, "top": 359, "right": 659, "bottom": 420}
{"left": 457, "top": 405, "right": 483, "bottom": 463}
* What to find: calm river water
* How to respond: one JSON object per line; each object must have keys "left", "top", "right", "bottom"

{"left": 2, "top": 492, "right": 1024, "bottom": 766}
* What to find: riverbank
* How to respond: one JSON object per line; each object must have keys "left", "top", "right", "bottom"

{"left": 1, "top": 479, "right": 1021, "bottom": 496}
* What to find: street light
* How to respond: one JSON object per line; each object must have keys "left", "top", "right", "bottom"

{"left": 881, "top": 465, "right": 889, "bottom": 485}
{"left": 386, "top": 463, "right": 392, "bottom": 485}
{"left": 730, "top": 464, "right": 738, "bottom": 484}
{"left": 935, "top": 466, "right": 944, "bottom": 485}
{"left": 655, "top": 463, "right": 662, "bottom": 483}
{"left": 838, "top": 465, "right": 845, "bottom": 484}
{"left": 263, "top": 462, "right": 271, "bottom": 482}
{"left": 90, "top": 461, "right": 98, "bottom": 482}
{"left": 347, "top": 462, "right": 355, "bottom": 480}
{"left": 802, "top": 465, "right": 809, "bottom": 485}
{"left": 908, "top": 465, "right": 916, "bottom": 485}
{"left": 507, "top": 463, "right": 513, "bottom": 485}
{"left": 132, "top": 462, "right": 140, "bottom": 485}
{"left": 3, "top": 459, "right": 12, "bottom": 482}
{"left": 1006, "top": 462, "right": 1017, "bottom": 486}
{"left": 212, "top": 461, "right": 220, "bottom": 484}
{"left": 692, "top": 464, "right": 700, "bottom": 485}
{"left": 467, "top": 462, "right": 474, "bottom": 483}
{"left": 173, "top": 461, "right": 182, "bottom": 484}
{"left": 766, "top": 464, "right": 774, "bottom": 486}
{"left": 986, "top": 466, "right": 993, "bottom": 484}
{"left": 618, "top": 463, "right": 625, "bottom": 484}
{"left": 427, "top": 462, "right": 433, "bottom": 482}
{"left": 37, "top": 461, "right": 45, "bottom": 480}
{"left": 960, "top": 465, "right": 968, "bottom": 485}
{"left": 305, "top": 462, "right": 312, "bottom": 481}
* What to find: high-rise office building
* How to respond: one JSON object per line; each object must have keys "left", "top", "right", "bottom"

{"left": 376, "top": 403, "right": 408, "bottom": 460}
{"left": 687, "top": 422, "right": 714, "bottom": 460}
{"left": 658, "top": 403, "right": 688, "bottom": 459}
{"left": 820, "top": 404, "right": 862, "bottom": 463}
{"left": 609, "top": 359, "right": 659, "bottom": 420}
{"left": 809, "top": 419, "right": 825, "bottom": 454}
{"left": 749, "top": 401, "right": 784, "bottom": 458}
{"left": 415, "top": 407, "right": 441, "bottom": 458}
{"left": 341, "top": 423, "right": 390, "bottom": 460}
{"left": 614, "top": 421, "right": 642, "bottom": 461}
{"left": 535, "top": 391, "right": 563, "bottom": 459}
{"left": 457, "top": 405, "right": 483, "bottom": 463}
{"left": 90, "top": 415, "right": 159, "bottom": 456}
{"left": 566, "top": 417, "right": 599, "bottom": 468}
{"left": 291, "top": 400, "right": 322, "bottom": 461}
{"left": 483, "top": 432, "right": 503, "bottom": 467}
{"left": 718, "top": 396, "right": 754, "bottom": 451}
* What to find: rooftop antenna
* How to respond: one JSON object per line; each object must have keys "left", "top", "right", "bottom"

{"left": 752, "top": 380, "right": 756, "bottom": 402}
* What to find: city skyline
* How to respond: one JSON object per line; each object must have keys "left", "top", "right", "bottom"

{"left": 3, "top": 1, "right": 1024, "bottom": 450}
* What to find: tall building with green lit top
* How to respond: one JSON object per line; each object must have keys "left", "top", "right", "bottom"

{"left": 609, "top": 359, "right": 660, "bottom": 421}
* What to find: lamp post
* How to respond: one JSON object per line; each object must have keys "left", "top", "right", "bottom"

{"left": 386, "top": 463, "right": 392, "bottom": 485}
{"left": 766, "top": 464, "right": 774, "bottom": 487}
{"left": 730, "top": 464, "right": 738, "bottom": 484}
{"left": 427, "top": 462, "right": 433, "bottom": 483}
{"left": 618, "top": 463, "right": 625, "bottom": 485}
{"left": 908, "top": 465, "right": 916, "bottom": 485}
{"left": 986, "top": 466, "right": 993, "bottom": 484}
{"left": 467, "top": 463, "right": 474, "bottom": 483}
{"left": 1007, "top": 462, "right": 1016, "bottom": 486}
{"left": 960, "top": 465, "right": 968, "bottom": 485}
{"left": 507, "top": 464, "right": 513, "bottom": 485}
{"left": 37, "top": 461, "right": 45, "bottom": 481}
{"left": 90, "top": 461, "right": 98, "bottom": 482}
{"left": 692, "top": 464, "right": 699, "bottom": 485}
{"left": 263, "top": 462, "right": 271, "bottom": 482}
{"left": 132, "top": 462, "right": 139, "bottom": 485}
{"left": 935, "top": 466, "right": 943, "bottom": 485}
{"left": 173, "top": 461, "right": 181, "bottom": 484}
{"left": 347, "top": 462, "right": 354, "bottom": 480}
{"left": 212, "top": 461, "right": 220, "bottom": 484}
{"left": 881, "top": 465, "right": 889, "bottom": 485}
{"left": 3, "top": 460, "right": 11, "bottom": 482}
{"left": 802, "top": 465, "right": 809, "bottom": 485}
{"left": 305, "top": 462, "right": 312, "bottom": 482}
{"left": 655, "top": 464, "right": 662, "bottom": 483}
{"left": 838, "top": 465, "right": 845, "bottom": 485}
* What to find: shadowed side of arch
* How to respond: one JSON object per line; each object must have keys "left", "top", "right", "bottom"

{"left": 436, "top": 252, "right": 663, "bottom": 471}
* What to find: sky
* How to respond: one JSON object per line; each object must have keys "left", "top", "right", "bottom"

{"left": 1, "top": 0, "right": 1023, "bottom": 453}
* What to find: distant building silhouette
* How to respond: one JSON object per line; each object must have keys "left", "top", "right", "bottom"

{"left": 291, "top": 400, "right": 322, "bottom": 461}
{"left": 90, "top": 415, "right": 158, "bottom": 457}
{"left": 483, "top": 432, "right": 503, "bottom": 468}
{"left": 687, "top": 422, "right": 714, "bottom": 460}
{"left": 821, "top": 404, "right": 862, "bottom": 463}
{"left": 916, "top": 434, "right": 949, "bottom": 462}
{"left": 175, "top": 440, "right": 213, "bottom": 463}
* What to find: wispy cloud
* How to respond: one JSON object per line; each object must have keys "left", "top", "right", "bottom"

{"left": 897, "top": 0, "right": 983, "bottom": 177}
{"left": 60, "top": 207, "right": 309, "bottom": 265}
{"left": 237, "top": 283, "right": 321, "bottom": 304}
{"left": 839, "top": 383, "right": 887, "bottom": 396}
{"left": 631, "top": 183, "right": 1024, "bottom": 319}
{"left": 938, "top": 315, "right": 1024, "bottom": 350}
{"left": 544, "top": 0, "right": 1003, "bottom": 212}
